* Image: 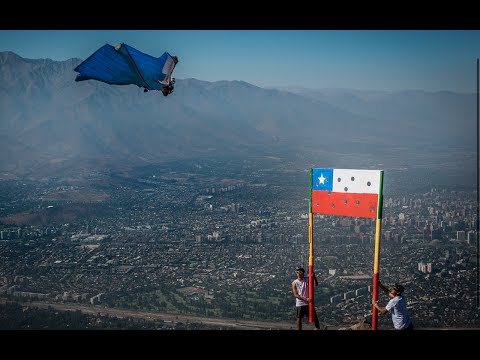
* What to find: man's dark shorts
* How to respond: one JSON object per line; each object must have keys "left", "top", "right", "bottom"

{"left": 296, "top": 305, "right": 309, "bottom": 319}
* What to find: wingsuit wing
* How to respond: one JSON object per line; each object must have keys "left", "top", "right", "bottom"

{"left": 74, "top": 43, "right": 178, "bottom": 91}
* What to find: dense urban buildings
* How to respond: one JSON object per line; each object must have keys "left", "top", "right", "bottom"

{"left": 0, "top": 158, "right": 478, "bottom": 329}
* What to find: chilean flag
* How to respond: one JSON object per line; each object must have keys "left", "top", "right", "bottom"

{"left": 311, "top": 168, "right": 382, "bottom": 219}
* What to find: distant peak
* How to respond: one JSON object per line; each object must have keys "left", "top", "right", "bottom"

{"left": 0, "top": 51, "right": 24, "bottom": 64}
{"left": 0, "top": 51, "right": 84, "bottom": 69}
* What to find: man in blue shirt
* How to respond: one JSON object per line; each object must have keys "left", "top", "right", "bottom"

{"left": 373, "top": 281, "right": 414, "bottom": 330}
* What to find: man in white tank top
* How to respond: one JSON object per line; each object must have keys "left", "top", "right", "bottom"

{"left": 292, "top": 267, "right": 320, "bottom": 330}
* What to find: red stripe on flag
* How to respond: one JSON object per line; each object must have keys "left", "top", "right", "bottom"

{"left": 311, "top": 190, "right": 378, "bottom": 218}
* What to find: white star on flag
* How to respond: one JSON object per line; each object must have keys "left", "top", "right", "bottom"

{"left": 318, "top": 174, "right": 326, "bottom": 184}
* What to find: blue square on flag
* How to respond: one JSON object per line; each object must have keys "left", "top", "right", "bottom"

{"left": 312, "top": 168, "right": 333, "bottom": 191}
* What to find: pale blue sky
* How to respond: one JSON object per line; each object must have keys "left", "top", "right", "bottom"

{"left": 1, "top": 30, "right": 479, "bottom": 92}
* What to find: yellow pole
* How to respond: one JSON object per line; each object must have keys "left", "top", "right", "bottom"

{"left": 308, "top": 167, "right": 315, "bottom": 323}
{"left": 372, "top": 170, "right": 384, "bottom": 330}
{"left": 372, "top": 218, "right": 382, "bottom": 329}
{"left": 308, "top": 209, "right": 314, "bottom": 322}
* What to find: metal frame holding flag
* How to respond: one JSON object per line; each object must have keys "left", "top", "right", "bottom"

{"left": 309, "top": 168, "right": 384, "bottom": 330}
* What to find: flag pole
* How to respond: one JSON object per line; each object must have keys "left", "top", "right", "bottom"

{"left": 371, "top": 170, "right": 384, "bottom": 330}
{"left": 308, "top": 168, "right": 315, "bottom": 323}
{"left": 476, "top": 58, "right": 479, "bottom": 310}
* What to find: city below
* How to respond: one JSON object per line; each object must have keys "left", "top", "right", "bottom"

{"left": 0, "top": 158, "right": 478, "bottom": 330}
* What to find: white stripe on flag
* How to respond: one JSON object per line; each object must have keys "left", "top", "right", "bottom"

{"left": 331, "top": 169, "right": 381, "bottom": 194}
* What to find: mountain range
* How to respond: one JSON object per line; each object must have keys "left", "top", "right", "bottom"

{"left": 0, "top": 51, "right": 476, "bottom": 180}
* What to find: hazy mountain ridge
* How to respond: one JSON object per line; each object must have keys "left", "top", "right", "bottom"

{"left": 0, "top": 52, "right": 475, "bottom": 179}
{"left": 277, "top": 86, "right": 476, "bottom": 148}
